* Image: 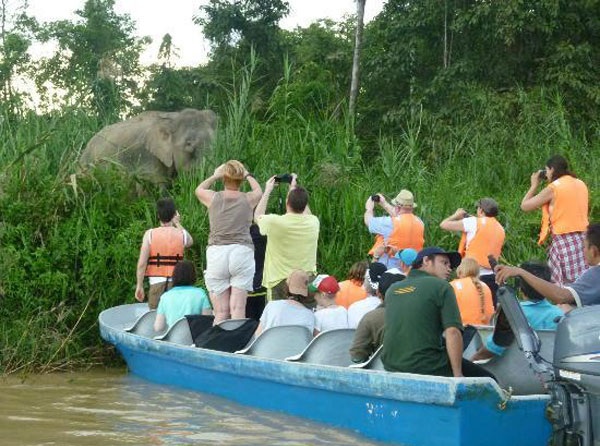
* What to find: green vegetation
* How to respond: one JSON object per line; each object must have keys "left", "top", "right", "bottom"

{"left": 0, "top": 0, "right": 599, "bottom": 374}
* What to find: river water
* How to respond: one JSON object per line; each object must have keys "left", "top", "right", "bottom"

{"left": 1, "top": 368, "right": 384, "bottom": 446}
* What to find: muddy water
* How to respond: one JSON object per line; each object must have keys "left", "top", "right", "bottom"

{"left": 1, "top": 368, "right": 383, "bottom": 446}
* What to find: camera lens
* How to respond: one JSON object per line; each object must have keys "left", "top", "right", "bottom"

{"left": 371, "top": 194, "right": 380, "bottom": 202}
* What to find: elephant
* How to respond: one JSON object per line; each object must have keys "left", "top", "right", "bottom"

{"left": 80, "top": 108, "right": 217, "bottom": 185}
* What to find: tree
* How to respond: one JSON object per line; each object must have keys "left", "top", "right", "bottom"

{"left": 0, "top": 0, "right": 36, "bottom": 114}
{"left": 36, "top": 0, "right": 149, "bottom": 120}
{"left": 194, "top": 0, "right": 291, "bottom": 100}
{"left": 349, "top": 0, "right": 365, "bottom": 122}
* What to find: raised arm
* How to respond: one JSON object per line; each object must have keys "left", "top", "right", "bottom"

{"left": 195, "top": 164, "right": 224, "bottom": 207}
{"left": 254, "top": 176, "right": 276, "bottom": 222}
{"left": 440, "top": 209, "right": 467, "bottom": 232}
{"left": 521, "top": 171, "right": 553, "bottom": 212}
{"left": 245, "top": 172, "right": 263, "bottom": 208}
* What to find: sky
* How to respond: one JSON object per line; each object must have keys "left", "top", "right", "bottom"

{"left": 27, "top": 0, "right": 386, "bottom": 67}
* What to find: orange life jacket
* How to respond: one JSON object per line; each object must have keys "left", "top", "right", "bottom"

{"left": 368, "top": 214, "right": 424, "bottom": 255}
{"left": 450, "top": 277, "right": 494, "bottom": 325}
{"left": 457, "top": 217, "right": 505, "bottom": 269}
{"left": 538, "top": 176, "right": 589, "bottom": 245}
{"left": 145, "top": 227, "right": 185, "bottom": 278}
{"left": 335, "top": 279, "right": 367, "bottom": 309}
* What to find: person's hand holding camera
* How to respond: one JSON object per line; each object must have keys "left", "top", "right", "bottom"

{"left": 264, "top": 175, "right": 277, "bottom": 194}
{"left": 289, "top": 173, "right": 298, "bottom": 190}
{"left": 530, "top": 170, "right": 542, "bottom": 188}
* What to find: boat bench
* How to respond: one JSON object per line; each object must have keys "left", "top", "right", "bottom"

{"left": 286, "top": 328, "right": 356, "bottom": 367}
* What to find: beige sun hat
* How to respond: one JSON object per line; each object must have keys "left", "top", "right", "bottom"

{"left": 391, "top": 189, "right": 417, "bottom": 208}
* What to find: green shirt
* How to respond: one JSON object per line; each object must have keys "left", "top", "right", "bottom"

{"left": 382, "top": 269, "right": 463, "bottom": 376}
{"left": 257, "top": 213, "right": 319, "bottom": 291}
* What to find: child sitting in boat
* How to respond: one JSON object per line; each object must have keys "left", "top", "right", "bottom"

{"left": 471, "top": 261, "right": 565, "bottom": 361}
{"left": 153, "top": 261, "right": 212, "bottom": 332}
{"left": 254, "top": 270, "right": 315, "bottom": 337}
{"left": 311, "top": 274, "right": 348, "bottom": 335}
{"left": 335, "top": 261, "right": 368, "bottom": 309}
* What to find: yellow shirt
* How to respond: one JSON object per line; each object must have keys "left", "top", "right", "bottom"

{"left": 257, "top": 213, "right": 320, "bottom": 295}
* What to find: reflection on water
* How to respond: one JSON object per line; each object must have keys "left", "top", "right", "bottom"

{"left": 1, "top": 369, "right": 383, "bottom": 446}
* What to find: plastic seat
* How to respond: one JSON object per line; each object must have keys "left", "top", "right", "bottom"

{"left": 463, "top": 326, "right": 484, "bottom": 359}
{"left": 125, "top": 310, "right": 166, "bottom": 338}
{"left": 236, "top": 325, "right": 313, "bottom": 360}
{"left": 218, "top": 318, "right": 252, "bottom": 331}
{"left": 349, "top": 345, "right": 385, "bottom": 370}
{"left": 286, "top": 328, "right": 356, "bottom": 367}
{"left": 155, "top": 317, "right": 193, "bottom": 345}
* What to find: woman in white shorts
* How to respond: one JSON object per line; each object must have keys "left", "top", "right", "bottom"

{"left": 195, "top": 160, "right": 262, "bottom": 323}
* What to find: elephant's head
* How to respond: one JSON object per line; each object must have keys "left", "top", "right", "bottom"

{"left": 146, "top": 108, "right": 217, "bottom": 173}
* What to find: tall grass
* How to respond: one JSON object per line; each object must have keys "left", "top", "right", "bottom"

{"left": 1, "top": 76, "right": 599, "bottom": 374}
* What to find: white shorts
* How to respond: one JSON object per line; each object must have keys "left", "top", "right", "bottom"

{"left": 204, "top": 244, "right": 255, "bottom": 295}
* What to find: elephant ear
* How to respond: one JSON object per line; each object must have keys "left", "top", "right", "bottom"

{"left": 147, "top": 119, "right": 174, "bottom": 168}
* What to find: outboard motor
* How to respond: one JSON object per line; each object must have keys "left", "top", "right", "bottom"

{"left": 497, "top": 287, "right": 600, "bottom": 446}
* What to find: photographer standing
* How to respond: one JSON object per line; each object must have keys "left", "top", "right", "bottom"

{"left": 521, "top": 155, "right": 589, "bottom": 286}
{"left": 254, "top": 174, "right": 319, "bottom": 301}
{"left": 195, "top": 160, "right": 263, "bottom": 324}
{"left": 364, "top": 190, "right": 424, "bottom": 268}
{"left": 439, "top": 198, "right": 505, "bottom": 306}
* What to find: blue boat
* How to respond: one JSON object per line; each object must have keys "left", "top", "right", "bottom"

{"left": 99, "top": 303, "right": 551, "bottom": 446}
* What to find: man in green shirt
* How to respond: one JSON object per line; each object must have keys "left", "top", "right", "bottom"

{"left": 382, "top": 247, "right": 495, "bottom": 379}
{"left": 254, "top": 174, "right": 320, "bottom": 301}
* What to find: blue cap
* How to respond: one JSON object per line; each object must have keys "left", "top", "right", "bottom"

{"left": 394, "top": 248, "right": 418, "bottom": 266}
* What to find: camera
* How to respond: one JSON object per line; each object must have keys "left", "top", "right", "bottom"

{"left": 274, "top": 173, "right": 293, "bottom": 184}
{"left": 371, "top": 194, "right": 381, "bottom": 203}
{"left": 538, "top": 169, "right": 547, "bottom": 181}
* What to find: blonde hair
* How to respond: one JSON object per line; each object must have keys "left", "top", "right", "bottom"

{"left": 457, "top": 257, "right": 487, "bottom": 323}
{"left": 223, "top": 160, "right": 245, "bottom": 189}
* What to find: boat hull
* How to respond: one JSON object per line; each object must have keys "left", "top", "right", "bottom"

{"left": 100, "top": 304, "right": 551, "bottom": 445}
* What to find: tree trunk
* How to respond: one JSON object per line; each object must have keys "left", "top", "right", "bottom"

{"left": 349, "top": 0, "right": 366, "bottom": 123}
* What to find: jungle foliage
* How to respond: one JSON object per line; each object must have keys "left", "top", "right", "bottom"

{"left": 1, "top": 0, "right": 599, "bottom": 374}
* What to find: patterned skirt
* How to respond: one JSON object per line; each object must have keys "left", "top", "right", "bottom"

{"left": 548, "top": 232, "right": 588, "bottom": 286}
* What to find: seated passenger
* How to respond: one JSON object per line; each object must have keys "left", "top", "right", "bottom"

{"left": 347, "top": 262, "right": 387, "bottom": 328}
{"left": 312, "top": 274, "right": 348, "bottom": 335}
{"left": 349, "top": 271, "right": 405, "bottom": 363}
{"left": 450, "top": 257, "right": 494, "bottom": 325}
{"left": 335, "top": 261, "right": 368, "bottom": 309}
{"left": 385, "top": 248, "right": 418, "bottom": 279}
{"left": 154, "top": 260, "right": 212, "bottom": 332}
{"left": 254, "top": 270, "right": 315, "bottom": 337}
{"left": 471, "top": 260, "right": 565, "bottom": 361}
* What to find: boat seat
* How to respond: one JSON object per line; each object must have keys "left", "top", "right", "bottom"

{"left": 236, "top": 325, "right": 313, "bottom": 360}
{"left": 155, "top": 317, "right": 193, "bottom": 345}
{"left": 462, "top": 326, "right": 484, "bottom": 359}
{"left": 218, "top": 318, "right": 252, "bottom": 331}
{"left": 125, "top": 310, "right": 166, "bottom": 338}
{"left": 479, "top": 329, "right": 555, "bottom": 395}
{"left": 286, "top": 328, "right": 356, "bottom": 367}
{"left": 349, "top": 345, "right": 385, "bottom": 370}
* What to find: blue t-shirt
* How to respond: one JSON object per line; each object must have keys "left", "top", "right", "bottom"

{"left": 156, "top": 285, "right": 211, "bottom": 328}
{"left": 565, "top": 265, "right": 600, "bottom": 307}
{"left": 485, "top": 299, "right": 564, "bottom": 356}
